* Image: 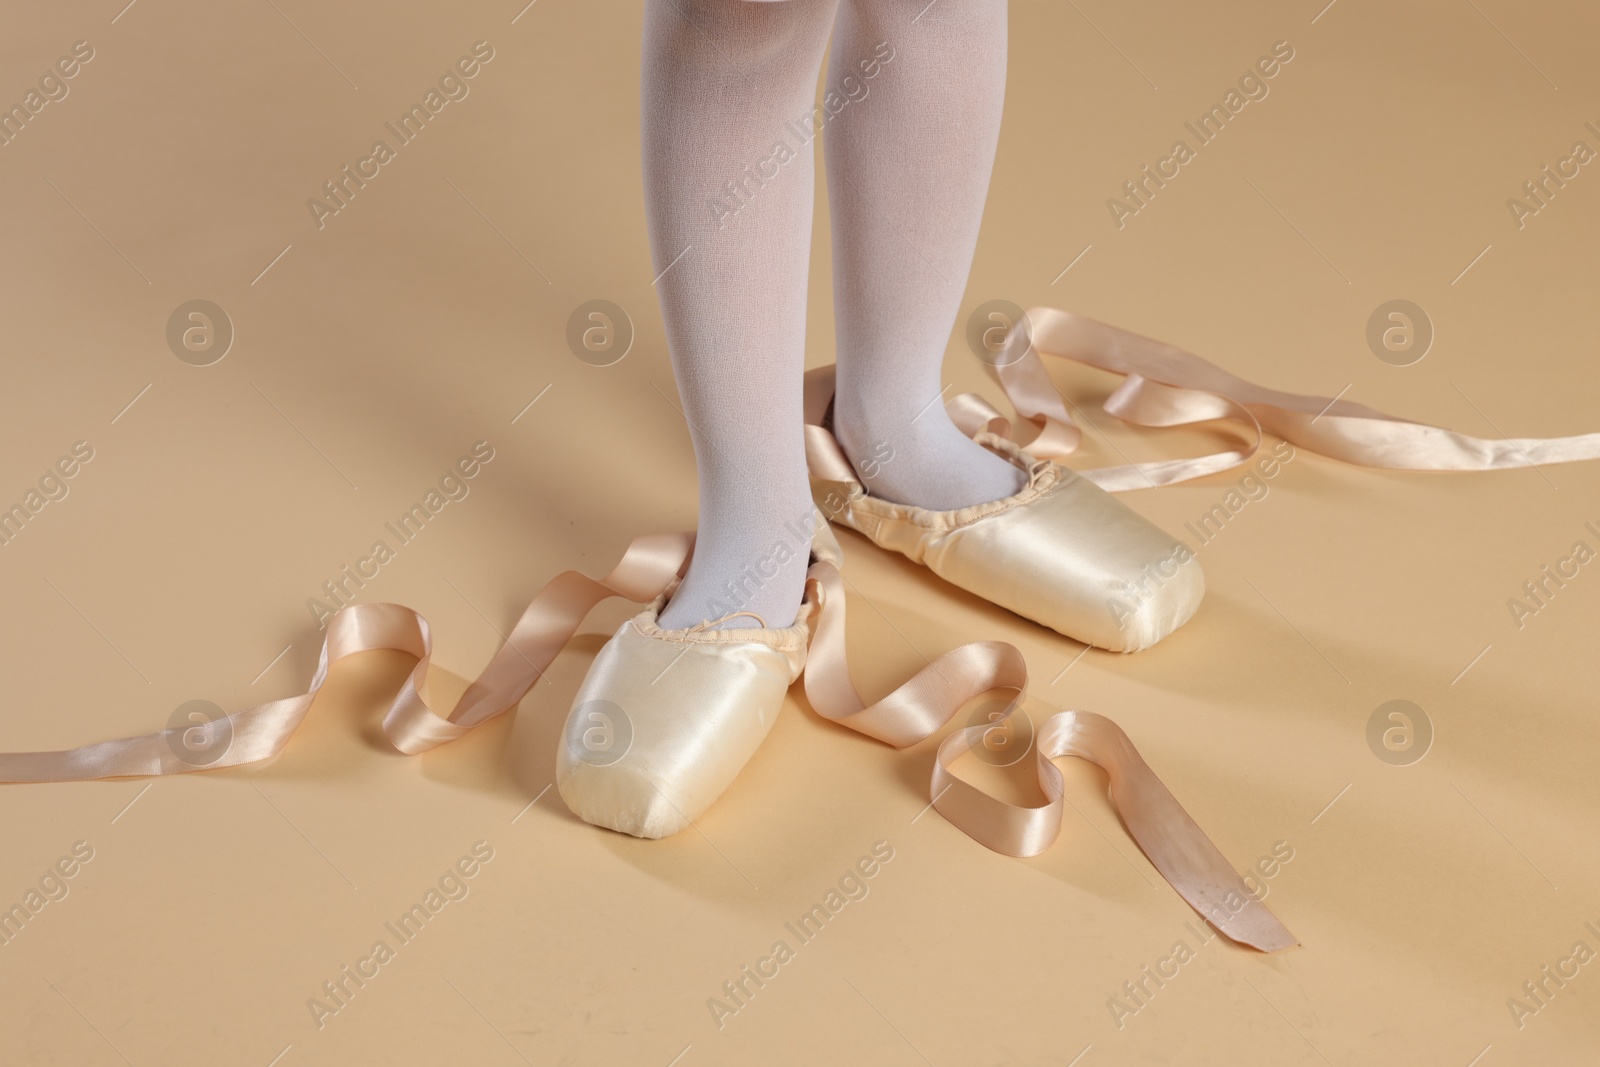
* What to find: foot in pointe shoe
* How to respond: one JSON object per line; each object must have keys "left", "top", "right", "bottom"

{"left": 556, "top": 527, "right": 840, "bottom": 839}
{"left": 817, "top": 427, "right": 1204, "bottom": 652}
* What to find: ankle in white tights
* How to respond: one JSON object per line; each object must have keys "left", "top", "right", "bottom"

{"left": 826, "top": 0, "right": 1024, "bottom": 512}
{"left": 643, "top": 0, "right": 1016, "bottom": 630}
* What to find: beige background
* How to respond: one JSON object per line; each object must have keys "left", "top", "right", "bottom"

{"left": 2, "top": 1, "right": 1598, "bottom": 1064}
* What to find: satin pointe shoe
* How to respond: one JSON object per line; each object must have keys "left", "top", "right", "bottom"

{"left": 556, "top": 527, "right": 841, "bottom": 839}
{"left": 812, "top": 427, "right": 1203, "bottom": 652}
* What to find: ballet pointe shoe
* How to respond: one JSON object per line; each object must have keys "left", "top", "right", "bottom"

{"left": 814, "top": 430, "right": 1203, "bottom": 652}
{"left": 556, "top": 524, "right": 841, "bottom": 839}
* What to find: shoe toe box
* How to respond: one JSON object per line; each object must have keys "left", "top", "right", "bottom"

{"left": 931, "top": 470, "right": 1205, "bottom": 651}
{"left": 556, "top": 623, "right": 795, "bottom": 839}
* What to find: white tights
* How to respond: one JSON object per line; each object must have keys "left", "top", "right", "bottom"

{"left": 646, "top": 0, "right": 1017, "bottom": 630}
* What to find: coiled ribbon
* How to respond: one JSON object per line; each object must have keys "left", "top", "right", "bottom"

{"left": 965, "top": 306, "right": 1600, "bottom": 488}
{"left": 8, "top": 308, "right": 1599, "bottom": 952}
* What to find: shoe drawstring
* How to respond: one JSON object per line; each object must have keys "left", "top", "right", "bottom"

{"left": 688, "top": 611, "right": 768, "bottom": 632}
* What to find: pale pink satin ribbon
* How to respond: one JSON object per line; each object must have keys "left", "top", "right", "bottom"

{"left": 0, "top": 533, "right": 692, "bottom": 781}
{"left": 18, "top": 306, "right": 1593, "bottom": 953}
{"left": 0, "top": 527, "right": 1296, "bottom": 952}
{"left": 956, "top": 306, "right": 1600, "bottom": 491}
{"left": 799, "top": 559, "right": 1298, "bottom": 951}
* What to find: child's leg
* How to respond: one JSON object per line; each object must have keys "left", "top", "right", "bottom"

{"left": 644, "top": 0, "right": 839, "bottom": 630}
{"left": 826, "top": 0, "right": 1022, "bottom": 510}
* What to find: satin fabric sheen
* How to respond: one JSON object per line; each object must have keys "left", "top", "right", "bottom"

{"left": 0, "top": 534, "right": 694, "bottom": 780}
{"left": 981, "top": 307, "right": 1600, "bottom": 487}
{"left": 556, "top": 594, "right": 815, "bottom": 840}
{"left": 0, "top": 525, "right": 1296, "bottom": 949}
{"left": 810, "top": 428, "right": 1204, "bottom": 651}
{"left": 11, "top": 308, "right": 1600, "bottom": 948}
